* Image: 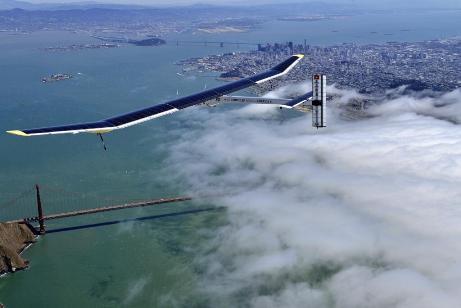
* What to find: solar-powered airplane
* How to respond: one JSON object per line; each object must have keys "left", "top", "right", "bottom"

{"left": 6, "top": 54, "right": 326, "bottom": 145}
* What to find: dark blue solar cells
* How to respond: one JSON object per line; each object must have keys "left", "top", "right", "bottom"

{"left": 249, "top": 71, "right": 276, "bottom": 83}
{"left": 24, "top": 121, "right": 115, "bottom": 134}
{"left": 106, "top": 103, "right": 175, "bottom": 126}
{"left": 168, "top": 78, "right": 255, "bottom": 109}
{"left": 271, "top": 56, "right": 299, "bottom": 73}
{"left": 18, "top": 55, "right": 301, "bottom": 134}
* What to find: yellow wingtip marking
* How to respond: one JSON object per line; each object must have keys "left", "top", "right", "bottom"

{"left": 294, "top": 54, "right": 305, "bottom": 59}
{"left": 6, "top": 130, "right": 29, "bottom": 137}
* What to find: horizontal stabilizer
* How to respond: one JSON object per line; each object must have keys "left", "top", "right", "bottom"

{"left": 279, "top": 91, "right": 313, "bottom": 109}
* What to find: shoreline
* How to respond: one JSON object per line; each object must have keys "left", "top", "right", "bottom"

{"left": 0, "top": 223, "right": 36, "bottom": 276}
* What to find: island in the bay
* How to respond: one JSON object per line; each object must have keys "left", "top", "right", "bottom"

{"left": 92, "top": 36, "right": 166, "bottom": 47}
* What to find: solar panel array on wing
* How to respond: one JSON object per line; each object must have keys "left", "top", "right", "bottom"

{"left": 23, "top": 121, "right": 115, "bottom": 135}
{"left": 169, "top": 78, "right": 255, "bottom": 109}
{"left": 271, "top": 56, "right": 301, "bottom": 73}
{"left": 249, "top": 71, "right": 277, "bottom": 83}
{"left": 212, "top": 78, "right": 255, "bottom": 95}
{"left": 7, "top": 55, "right": 304, "bottom": 136}
{"left": 106, "top": 103, "right": 175, "bottom": 126}
{"left": 21, "top": 71, "right": 280, "bottom": 134}
{"left": 168, "top": 90, "right": 216, "bottom": 109}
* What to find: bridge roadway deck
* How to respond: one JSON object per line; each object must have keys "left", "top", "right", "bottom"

{"left": 6, "top": 196, "right": 192, "bottom": 224}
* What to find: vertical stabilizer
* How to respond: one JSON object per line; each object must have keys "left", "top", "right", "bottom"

{"left": 312, "top": 74, "right": 326, "bottom": 128}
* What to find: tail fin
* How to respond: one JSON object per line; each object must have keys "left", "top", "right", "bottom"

{"left": 312, "top": 74, "right": 326, "bottom": 128}
{"left": 279, "top": 74, "right": 327, "bottom": 128}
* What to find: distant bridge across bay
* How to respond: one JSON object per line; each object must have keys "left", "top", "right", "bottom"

{"left": 169, "top": 40, "right": 261, "bottom": 47}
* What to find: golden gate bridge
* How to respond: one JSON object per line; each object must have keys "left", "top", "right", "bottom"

{"left": 0, "top": 185, "right": 202, "bottom": 235}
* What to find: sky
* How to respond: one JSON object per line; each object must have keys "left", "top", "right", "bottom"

{"left": 20, "top": 0, "right": 461, "bottom": 8}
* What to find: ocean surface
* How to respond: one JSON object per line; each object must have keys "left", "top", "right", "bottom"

{"left": 0, "top": 9, "right": 460, "bottom": 307}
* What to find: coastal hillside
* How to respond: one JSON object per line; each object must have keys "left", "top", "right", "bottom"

{"left": 0, "top": 223, "right": 35, "bottom": 275}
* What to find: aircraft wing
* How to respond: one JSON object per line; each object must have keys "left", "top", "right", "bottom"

{"left": 7, "top": 54, "right": 304, "bottom": 137}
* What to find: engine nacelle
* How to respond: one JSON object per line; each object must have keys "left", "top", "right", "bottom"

{"left": 312, "top": 74, "right": 326, "bottom": 128}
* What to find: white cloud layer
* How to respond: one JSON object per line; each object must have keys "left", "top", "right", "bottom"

{"left": 165, "top": 85, "right": 461, "bottom": 307}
